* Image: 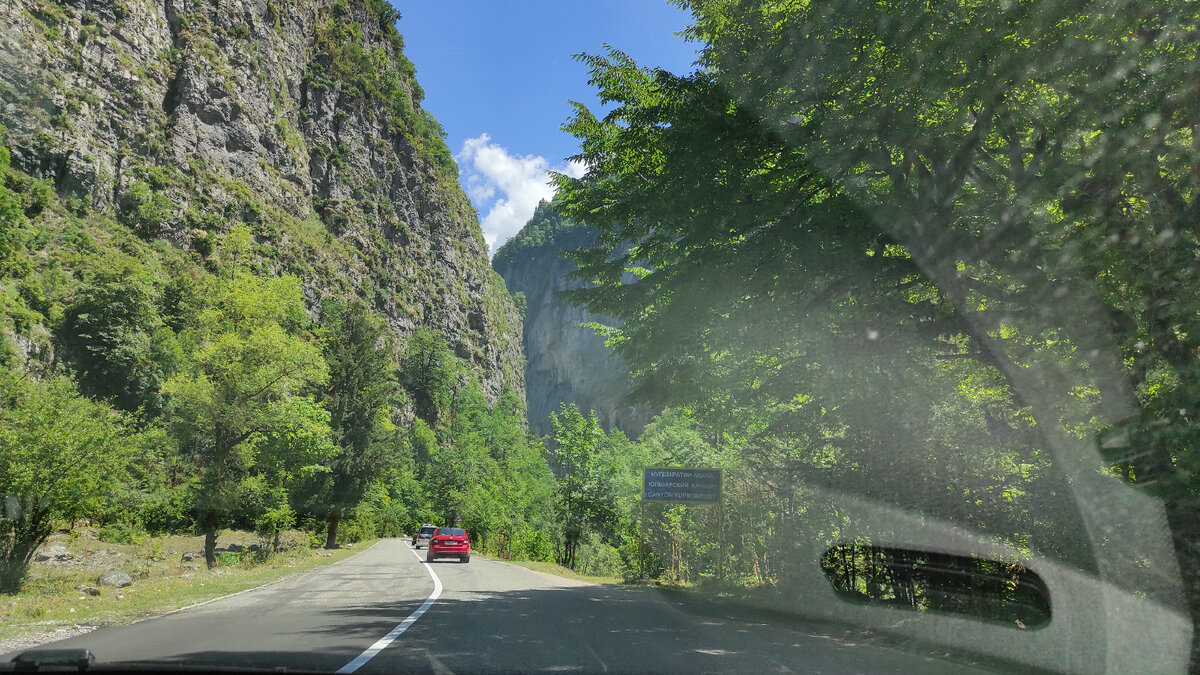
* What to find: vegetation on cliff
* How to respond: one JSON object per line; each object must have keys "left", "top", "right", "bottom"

{"left": 0, "top": 0, "right": 540, "bottom": 590}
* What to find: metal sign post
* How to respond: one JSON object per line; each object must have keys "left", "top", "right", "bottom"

{"left": 640, "top": 500, "right": 646, "bottom": 580}
{"left": 508, "top": 513, "right": 515, "bottom": 559}
{"left": 718, "top": 499, "right": 724, "bottom": 583}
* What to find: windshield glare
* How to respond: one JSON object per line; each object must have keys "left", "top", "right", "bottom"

{"left": 0, "top": 0, "right": 1196, "bottom": 673}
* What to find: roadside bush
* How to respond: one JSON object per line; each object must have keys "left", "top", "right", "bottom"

{"left": 513, "top": 528, "right": 555, "bottom": 563}
{"left": 575, "top": 539, "right": 624, "bottom": 578}
{"left": 298, "top": 518, "right": 327, "bottom": 550}
{"left": 254, "top": 504, "right": 296, "bottom": 552}
{"left": 138, "top": 483, "right": 195, "bottom": 534}
{"left": 336, "top": 512, "right": 374, "bottom": 545}
{"left": 97, "top": 521, "right": 148, "bottom": 545}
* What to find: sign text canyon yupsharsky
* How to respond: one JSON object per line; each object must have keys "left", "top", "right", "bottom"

{"left": 643, "top": 468, "right": 721, "bottom": 503}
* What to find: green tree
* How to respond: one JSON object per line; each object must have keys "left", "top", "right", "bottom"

{"left": 678, "top": 0, "right": 1200, "bottom": 630}
{"left": 401, "top": 328, "right": 456, "bottom": 427}
{"left": 558, "top": 0, "right": 1199, "bottom": 653}
{"left": 163, "top": 226, "right": 329, "bottom": 568}
{"left": 61, "top": 252, "right": 179, "bottom": 414}
{"left": 486, "top": 387, "right": 557, "bottom": 552}
{"left": 0, "top": 369, "right": 135, "bottom": 591}
{"left": 244, "top": 394, "right": 339, "bottom": 550}
{"left": 119, "top": 181, "right": 171, "bottom": 239}
{"left": 311, "top": 298, "right": 395, "bottom": 548}
{"left": 549, "top": 404, "right": 621, "bottom": 569}
{"left": 426, "top": 379, "right": 495, "bottom": 533}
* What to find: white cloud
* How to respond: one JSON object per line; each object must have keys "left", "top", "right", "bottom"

{"left": 456, "top": 134, "right": 582, "bottom": 255}
{"left": 562, "top": 158, "right": 586, "bottom": 179}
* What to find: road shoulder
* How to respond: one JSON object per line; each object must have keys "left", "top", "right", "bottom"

{"left": 0, "top": 539, "right": 380, "bottom": 656}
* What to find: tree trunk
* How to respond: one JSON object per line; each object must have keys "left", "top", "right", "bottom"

{"left": 0, "top": 503, "right": 52, "bottom": 593}
{"left": 325, "top": 512, "right": 341, "bottom": 549}
{"left": 1, "top": 532, "right": 42, "bottom": 593}
{"left": 202, "top": 509, "right": 219, "bottom": 569}
{"left": 204, "top": 528, "right": 218, "bottom": 569}
{"left": 561, "top": 536, "right": 578, "bottom": 570}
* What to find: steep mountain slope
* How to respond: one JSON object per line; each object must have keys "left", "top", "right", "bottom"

{"left": 493, "top": 200, "right": 650, "bottom": 437}
{"left": 0, "top": 0, "right": 522, "bottom": 399}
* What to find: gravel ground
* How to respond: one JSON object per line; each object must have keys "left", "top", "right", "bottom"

{"left": 0, "top": 622, "right": 101, "bottom": 657}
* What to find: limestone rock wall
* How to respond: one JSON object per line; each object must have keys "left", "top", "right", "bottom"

{"left": 0, "top": 0, "right": 523, "bottom": 401}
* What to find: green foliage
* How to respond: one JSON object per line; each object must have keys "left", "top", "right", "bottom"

{"left": 575, "top": 536, "right": 623, "bottom": 578}
{"left": 491, "top": 200, "right": 589, "bottom": 273}
{"left": 163, "top": 225, "right": 330, "bottom": 567}
{"left": 61, "top": 251, "right": 178, "bottom": 413}
{"left": 136, "top": 460, "right": 196, "bottom": 534}
{"left": 0, "top": 369, "right": 137, "bottom": 591}
{"left": 0, "top": 141, "right": 32, "bottom": 278}
{"left": 549, "top": 404, "right": 622, "bottom": 570}
{"left": 551, "top": 1, "right": 1200, "bottom": 634}
{"left": 393, "top": 327, "right": 556, "bottom": 555}
{"left": 512, "top": 526, "right": 556, "bottom": 562}
{"left": 119, "top": 181, "right": 171, "bottom": 239}
{"left": 301, "top": 298, "right": 396, "bottom": 547}
{"left": 401, "top": 329, "right": 456, "bottom": 426}
{"left": 242, "top": 394, "right": 337, "bottom": 548}
{"left": 97, "top": 521, "right": 149, "bottom": 545}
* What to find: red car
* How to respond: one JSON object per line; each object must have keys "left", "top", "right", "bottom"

{"left": 426, "top": 527, "right": 471, "bottom": 563}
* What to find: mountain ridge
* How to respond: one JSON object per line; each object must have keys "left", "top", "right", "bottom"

{"left": 493, "top": 200, "right": 650, "bottom": 437}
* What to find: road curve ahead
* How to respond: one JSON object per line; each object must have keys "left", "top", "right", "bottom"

{"left": 2, "top": 539, "right": 999, "bottom": 673}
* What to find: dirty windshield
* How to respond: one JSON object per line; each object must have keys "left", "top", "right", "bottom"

{"left": 0, "top": 0, "right": 1196, "bottom": 673}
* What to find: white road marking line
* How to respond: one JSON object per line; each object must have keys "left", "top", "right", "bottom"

{"left": 335, "top": 544, "right": 443, "bottom": 674}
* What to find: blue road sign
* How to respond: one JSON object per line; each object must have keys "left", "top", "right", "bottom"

{"left": 643, "top": 468, "right": 721, "bottom": 503}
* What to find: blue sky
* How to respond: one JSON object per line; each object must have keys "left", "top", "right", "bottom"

{"left": 391, "top": 1, "right": 699, "bottom": 253}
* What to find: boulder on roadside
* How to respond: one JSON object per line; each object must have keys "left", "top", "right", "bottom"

{"left": 96, "top": 570, "right": 132, "bottom": 588}
{"left": 181, "top": 551, "right": 197, "bottom": 562}
{"left": 34, "top": 544, "right": 70, "bottom": 562}
{"left": 225, "top": 543, "right": 244, "bottom": 553}
{"left": 75, "top": 585, "right": 101, "bottom": 596}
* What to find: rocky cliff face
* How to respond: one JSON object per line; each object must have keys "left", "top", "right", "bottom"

{"left": 493, "top": 201, "right": 651, "bottom": 438}
{"left": 0, "top": 0, "right": 523, "bottom": 399}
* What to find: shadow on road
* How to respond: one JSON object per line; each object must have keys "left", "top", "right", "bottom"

{"left": 89, "top": 583, "right": 1001, "bottom": 674}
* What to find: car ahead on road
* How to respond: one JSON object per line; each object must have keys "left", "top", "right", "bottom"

{"left": 411, "top": 524, "right": 437, "bottom": 549}
{"left": 426, "top": 527, "right": 470, "bottom": 563}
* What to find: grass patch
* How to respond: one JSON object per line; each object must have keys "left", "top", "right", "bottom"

{"left": 481, "top": 556, "right": 622, "bottom": 585}
{"left": 0, "top": 531, "right": 378, "bottom": 644}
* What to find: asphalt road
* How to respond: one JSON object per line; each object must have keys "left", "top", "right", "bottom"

{"left": 1, "top": 539, "right": 1001, "bottom": 673}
